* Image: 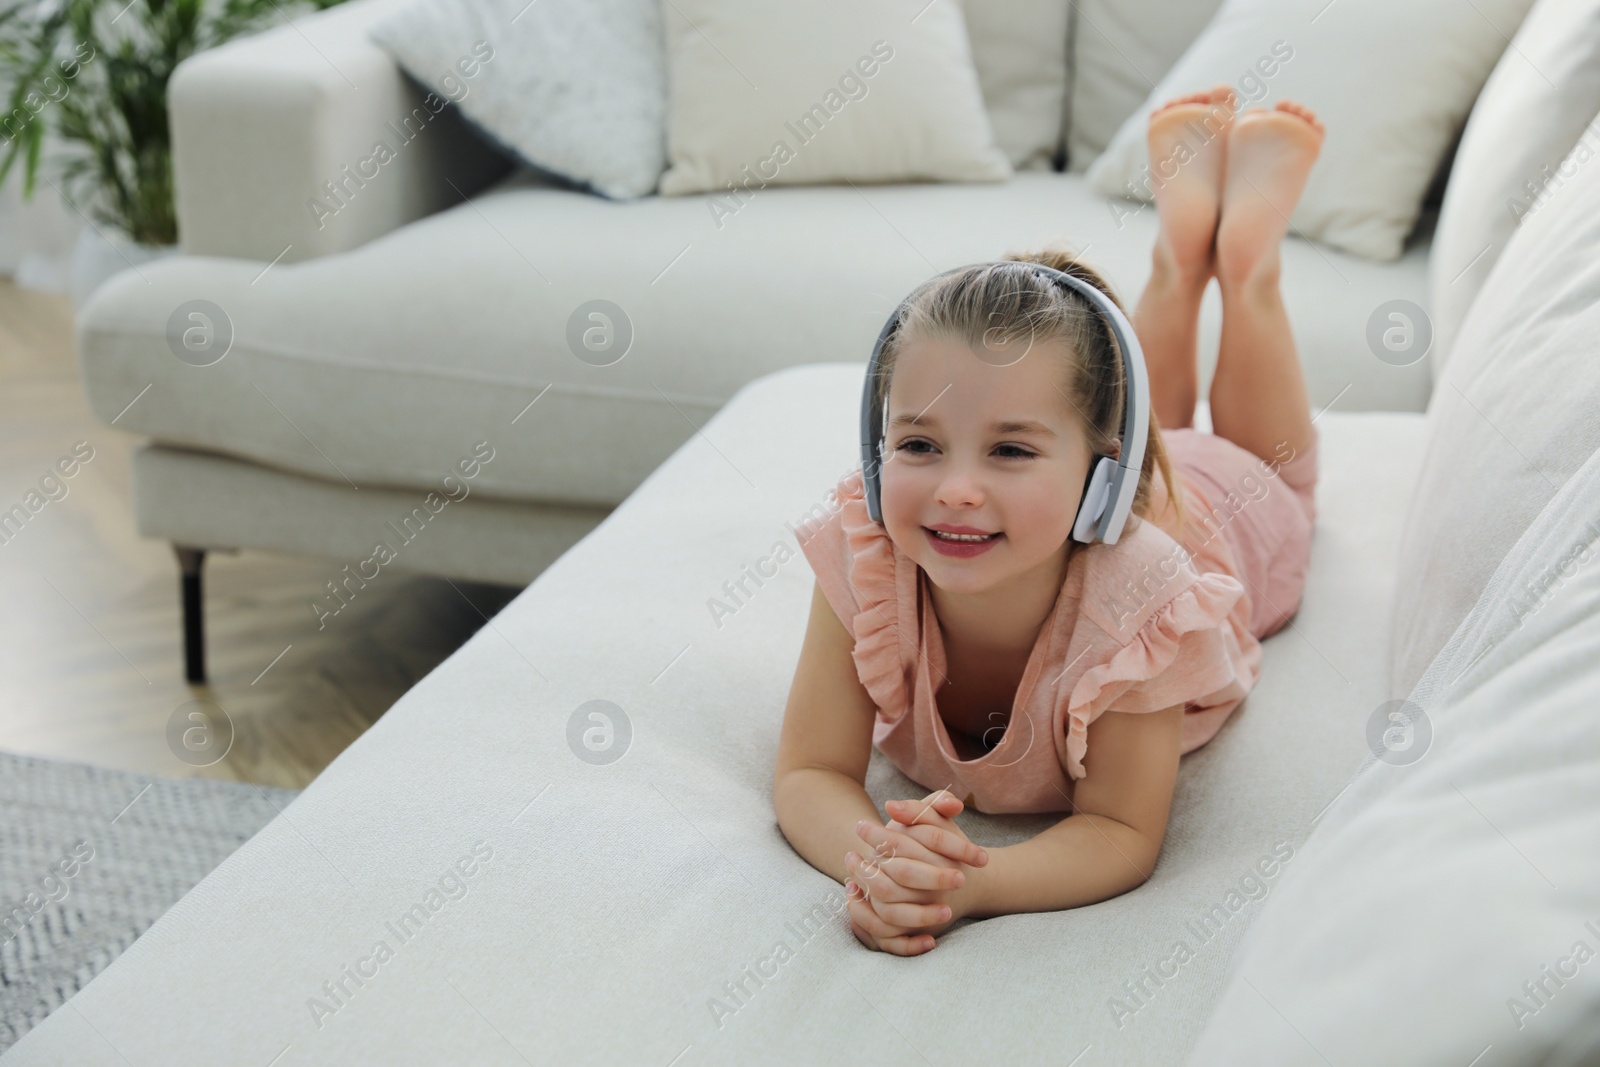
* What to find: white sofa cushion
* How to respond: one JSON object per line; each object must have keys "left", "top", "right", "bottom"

{"left": 1185, "top": 445, "right": 1600, "bottom": 1066}
{"left": 1429, "top": 0, "right": 1600, "bottom": 373}
{"left": 1390, "top": 121, "right": 1600, "bottom": 698}
{"left": 657, "top": 0, "right": 1010, "bottom": 196}
{"left": 1, "top": 364, "right": 1427, "bottom": 1064}
{"left": 369, "top": 0, "right": 667, "bottom": 200}
{"left": 1065, "top": 0, "right": 1225, "bottom": 173}
{"left": 960, "top": 0, "right": 1071, "bottom": 171}
{"left": 76, "top": 171, "right": 1433, "bottom": 508}
{"left": 1084, "top": 0, "right": 1539, "bottom": 261}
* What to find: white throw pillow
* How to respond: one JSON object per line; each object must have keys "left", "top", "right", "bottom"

{"left": 657, "top": 0, "right": 1011, "bottom": 198}
{"left": 1430, "top": 0, "right": 1600, "bottom": 374}
{"left": 1389, "top": 124, "right": 1600, "bottom": 699}
{"left": 1083, "top": 0, "right": 1539, "bottom": 261}
{"left": 960, "top": 0, "right": 1072, "bottom": 172}
{"left": 1184, "top": 446, "right": 1600, "bottom": 1066}
{"left": 1065, "top": 0, "right": 1225, "bottom": 173}
{"left": 370, "top": 0, "right": 667, "bottom": 200}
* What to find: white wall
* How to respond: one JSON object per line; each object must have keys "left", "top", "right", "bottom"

{"left": 0, "top": 173, "right": 82, "bottom": 292}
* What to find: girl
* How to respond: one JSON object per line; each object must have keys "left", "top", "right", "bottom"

{"left": 773, "top": 84, "right": 1327, "bottom": 955}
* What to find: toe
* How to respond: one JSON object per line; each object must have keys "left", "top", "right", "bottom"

{"left": 1280, "top": 101, "right": 1325, "bottom": 133}
{"left": 1157, "top": 90, "right": 1213, "bottom": 113}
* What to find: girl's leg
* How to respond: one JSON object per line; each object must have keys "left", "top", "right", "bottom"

{"left": 1210, "top": 102, "right": 1325, "bottom": 463}
{"left": 1134, "top": 84, "right": 1237, "bottom": 431}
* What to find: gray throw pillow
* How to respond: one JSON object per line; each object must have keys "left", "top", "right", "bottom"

{"left": 370, "top": 0, "right": 666, "bottom": 199}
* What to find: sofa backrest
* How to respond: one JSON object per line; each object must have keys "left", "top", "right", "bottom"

{"left": 1428, "top": 0, "right": 1600, "bottom": 378}
{"left": 1389, "top": 101, "right": 1600, "bottom": 698}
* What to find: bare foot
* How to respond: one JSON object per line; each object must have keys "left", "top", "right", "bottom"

{"left": 1146, "top": 83, "right": 1237, "bottom": 281}
{"left": 1215, "top": 101, "right": 1325, "bottom": 289}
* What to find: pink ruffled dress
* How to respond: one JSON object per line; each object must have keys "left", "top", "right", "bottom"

{"left": 794, "top": 425, "right": 1320, "bottom": 815}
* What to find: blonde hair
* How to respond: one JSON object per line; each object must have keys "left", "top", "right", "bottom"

{"left": 869, "top": 244, "right": 1184, "bottom": 534}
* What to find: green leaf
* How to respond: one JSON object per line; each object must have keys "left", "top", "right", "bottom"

{"left": 23, "top": 120, "right": 40, "bottom": 197}
{"left": 0, "top": 0, "right": 352, "bottom": 235}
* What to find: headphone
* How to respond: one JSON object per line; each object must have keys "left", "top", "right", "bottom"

{"left": 859, "top": 261, "right": 1149, "bottom": 545}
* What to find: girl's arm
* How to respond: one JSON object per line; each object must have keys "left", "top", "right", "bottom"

{"left": 962, "top": 701, "right": 1185, "bottom": 919}
{"left": 772, "top": 580, "right": 889, "bottom": 885}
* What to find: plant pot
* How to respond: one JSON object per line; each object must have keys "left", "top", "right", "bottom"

{"left": 69, "top": 226, "right": 179, "bottom": 308}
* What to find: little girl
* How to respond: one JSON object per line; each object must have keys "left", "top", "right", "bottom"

{"left": 773, "top": 85, "right": 1327, "bottom": 955}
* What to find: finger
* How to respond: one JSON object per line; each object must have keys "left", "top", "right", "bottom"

{"left": 868, "top": 892, "right": 953, "bottom": 930}
{"left": 852, "top": 847, "right": 962, "bottom": 895}
{"left": 857, "top": 832, "right": 949, "bottom": 892}
{"left": 850, "top": 879, "right": 947, "bottom": 954}
{"left": 924, "top": 789, "right": 966, "bottom": 816}
{"left": 850, "top": 917, "right": 934, "bottom": 956}
{"left": 888, "top": 794, "right": 962, "bottom": 825}
{"left": 847, "top": 852, "right": 902, "bottom": 902}
{"left": 855, "top": 821, "right": 948, "bottom": 872}
{"left": 847, "top": 851, "right": 910, "bottom": 903}
{"left": 847, "top": 886, "right": 910, "bottom": 941}
{"left": 864, "top": 883, "right": 947, "bottom": 934}
{"left": 847, "top": 900, "right": 935, "bottom": 956}
{"left": 895, "top": 821, "right": 990, "bottom": 868}
{"left": 875, "top": 853, "right": 967, "bottom": 892}
{"left": 875, "top": 930, "right": 937, "bottom": 955}
{"left": 886, "top": 798, "right": 961, "bottom": 832}
{"left": 857, "top": 825, "right": 966, "bottom": 883}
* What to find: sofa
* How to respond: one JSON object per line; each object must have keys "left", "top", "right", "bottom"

{"left": 68, "top": 0, "right": 1448, "bottom": 681}
{"left": 17, "top": 0, "right": 1600, "bottom": 1062}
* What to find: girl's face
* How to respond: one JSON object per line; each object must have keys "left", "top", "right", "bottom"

{"left": 880, "top": 332, "right": 1099, "bottom": 597}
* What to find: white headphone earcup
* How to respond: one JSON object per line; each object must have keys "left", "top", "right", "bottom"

{"left": 1072, "top": 457, "right": 1114, "bottom": 542}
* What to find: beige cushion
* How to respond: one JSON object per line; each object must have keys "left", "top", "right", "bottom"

{"left": 4, "top": 363, "right": 1429, "bottom": 1065}
{"left": 1390, "top": 125, "right": 1600, "bottom": 698}
{"left": 1065, "top": 0, "right": 1224, "bottom": 173}
{"left": 1188, "top": 446, "right": 1600, "bottom": 1065}
{"left": 76, "top": 170, "right": 1434, "bottom": 511}
{"left": 961, "top": 0, "right": 1071, "bottom": 171}
{"left": 657, "top": 0, "right": 1010, "bottom": 196}
{"left": 1430, "top": 0, "right": 1600, "bottom": 374}
{"left": 1084, "top": 0, "right": 1539, "bottom": 261}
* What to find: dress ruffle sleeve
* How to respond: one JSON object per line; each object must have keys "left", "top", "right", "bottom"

{"left": 794, "top": 468, "right": 913, "bottom": 725}
{"left": 1062, "top": 569, "right": 1250, "bottom": 781}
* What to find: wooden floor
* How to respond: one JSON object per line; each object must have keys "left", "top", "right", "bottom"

{"left": 0, "top": 277, "right": 520, "bottom": 788}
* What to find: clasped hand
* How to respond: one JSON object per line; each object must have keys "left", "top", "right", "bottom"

{"left": 844, "top": 789, "right": 990, "bottom": 956}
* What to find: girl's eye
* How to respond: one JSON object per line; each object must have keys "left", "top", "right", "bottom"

{"left": 892, "top": 439, "right": 1037, "bottom": 460}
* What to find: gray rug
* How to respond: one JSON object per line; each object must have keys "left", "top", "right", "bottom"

{"left": 0, "top": 751, "right": 298, "bottom": 1051}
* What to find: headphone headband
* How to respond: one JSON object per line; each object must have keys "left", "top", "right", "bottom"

{"left": 859, "top": 260, "right": 1149, "bottom": 545}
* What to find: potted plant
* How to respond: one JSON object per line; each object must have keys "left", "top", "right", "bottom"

{"left": 0, "top": 0, "right": 346, "bottom": 302}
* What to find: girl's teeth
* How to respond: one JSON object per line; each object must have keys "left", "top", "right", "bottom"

{"left": 932, "top": 530, "right": 997, "bottom": 542}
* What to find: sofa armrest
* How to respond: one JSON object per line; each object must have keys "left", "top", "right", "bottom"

{"left": 169, "top": 0, "right": 511, "bottom": 263}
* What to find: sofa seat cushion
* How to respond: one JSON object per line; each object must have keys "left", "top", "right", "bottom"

{"left": 6, "top": 364, "right": 1427, "bottom": 1065}
{"left": 79, "top": 170, "right": 1431, "bottom": 507}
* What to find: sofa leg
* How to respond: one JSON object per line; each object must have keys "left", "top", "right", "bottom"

{"left": 175, "top": 545, "right": 207, "bottom": 683}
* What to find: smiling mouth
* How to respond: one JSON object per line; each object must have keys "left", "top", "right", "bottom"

{"left": 926, "top": 528, "right": 1001, "bottom": 542}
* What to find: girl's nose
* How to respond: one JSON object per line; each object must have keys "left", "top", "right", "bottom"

{"left": 935, "top": 464, "right": 984, "bottom": 508}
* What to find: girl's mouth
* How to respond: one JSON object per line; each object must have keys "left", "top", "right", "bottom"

{"left": 924, "top": 527, "right": 1002, "bottom": 558}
